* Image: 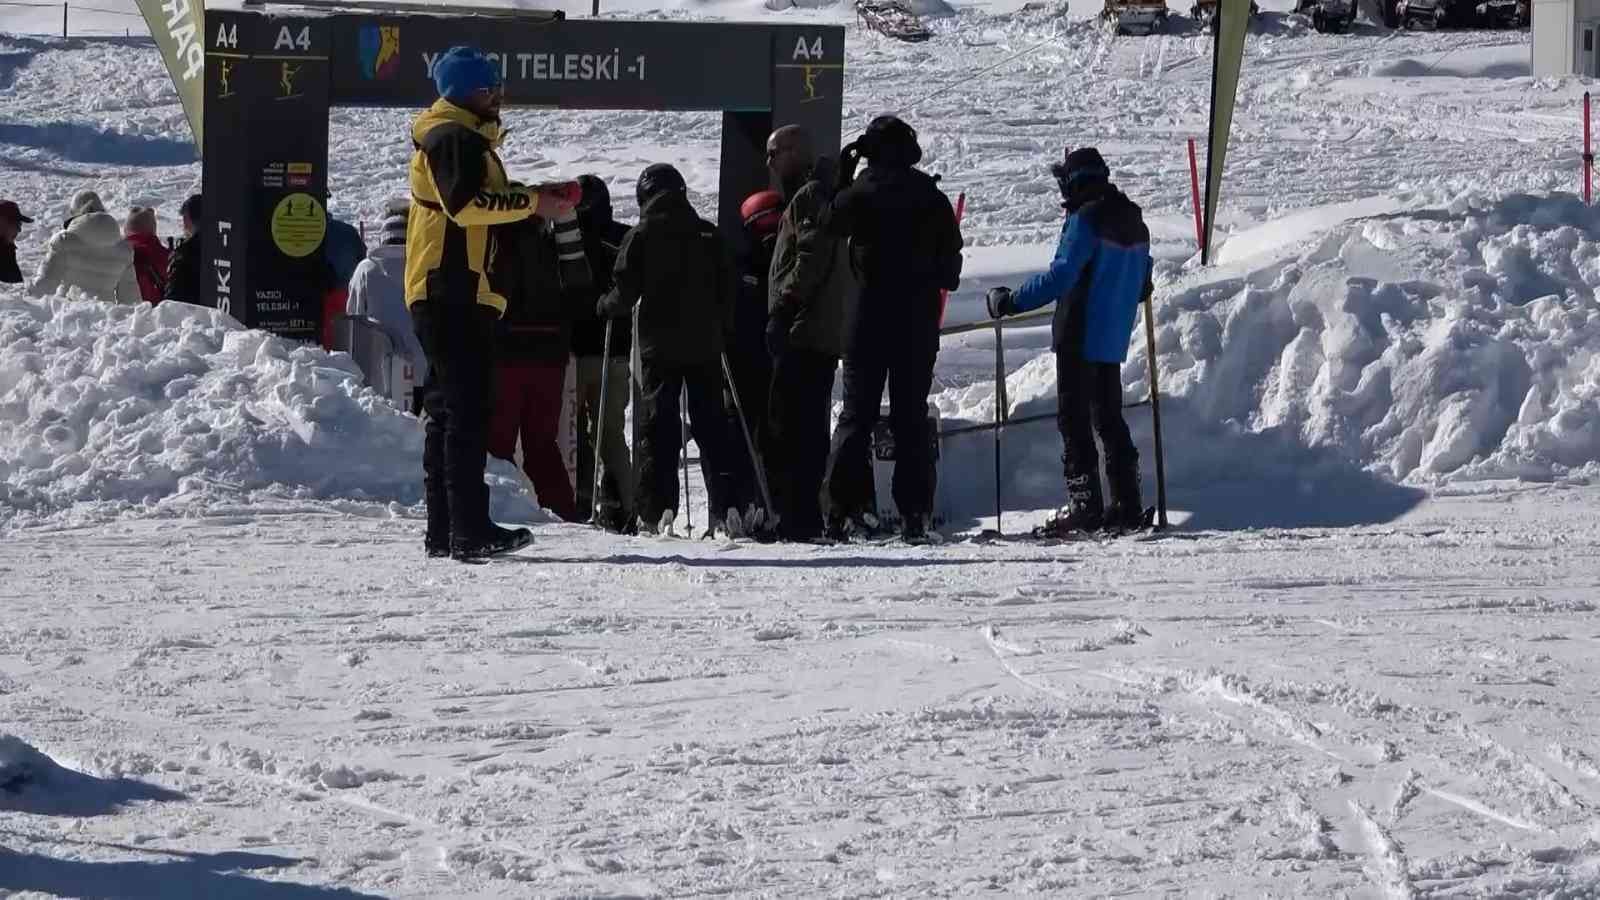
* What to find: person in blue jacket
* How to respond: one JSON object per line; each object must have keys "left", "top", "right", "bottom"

{"left": 985, "top": 147, "right": 1153, "bottom": 534}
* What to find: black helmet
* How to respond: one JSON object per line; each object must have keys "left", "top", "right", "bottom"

{"left": 1051, "top": 147, "right": 1110, "bottom": 192}
{"left": 856, "top": 115, "right": 922, "bottom": 168}
{"left": 636, "top": 163, "right": 686, "bottom": 207}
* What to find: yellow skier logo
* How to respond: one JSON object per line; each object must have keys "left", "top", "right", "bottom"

{"left": 217, "top": 59, "right": 235, "bottom": 99}
{"left": 278, "top": 62, "right": 303, "bottom": 100}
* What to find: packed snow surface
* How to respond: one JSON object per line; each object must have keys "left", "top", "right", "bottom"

{"left": 6, "top": 2, "right": 1600, "bottom": 897}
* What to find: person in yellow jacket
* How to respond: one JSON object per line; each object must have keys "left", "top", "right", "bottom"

{"left": 408, "top": 45, "right": 581, "bottom": 562}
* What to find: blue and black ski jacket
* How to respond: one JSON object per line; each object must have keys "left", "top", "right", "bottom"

{"left": 1012, "top": 185, "right": 1153, "bottom": 363}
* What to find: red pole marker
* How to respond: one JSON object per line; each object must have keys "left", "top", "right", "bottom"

{"left": 939, "top": 191, "right": 966, "bottom": 328}
{"left": 1187, "top": 137, "right": 1204, "bottom": 254}
{"left": 1585, "top": 92, "right": 1593, "bottom": 205}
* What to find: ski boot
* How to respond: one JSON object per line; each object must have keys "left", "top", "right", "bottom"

{"left": 1033, "top": 475, "right": 1103, "bottom": 538}
{"left": 450, "top": 524, "right": 533, "bottom": 562}
{"left": 1103, "top": 469, "right": 1147, "bottom": 534}
{"left": 900, "top": 513, "right": 934, "bottom": 546}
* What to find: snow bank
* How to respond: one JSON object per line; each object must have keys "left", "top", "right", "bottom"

{"left": 935, "top": 192, "right": 1600, "bottom": 529}
{"left": 0, "top": 290, "right": 540, "bottom": 530}
{"left": 0, "top": 732, "right": 183, "bottom": 816}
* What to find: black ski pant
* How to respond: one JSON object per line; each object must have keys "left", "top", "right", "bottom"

{"left": 412, "top": 300, "right": 499, "bottom": 544}
{"left": 767, "top": 348, "right": 838, "bottom": 539}
{"left": 1057, "top": 352, "right": 1139, "bottom": 512}
{"left": 635, "top": 356, "right": 737, "bottom": 529}
{"left": 825, "top": 333, "right": 938, "bottom": 522}
{"left": 725, "top": 343, "right": 772, "bottom": 514}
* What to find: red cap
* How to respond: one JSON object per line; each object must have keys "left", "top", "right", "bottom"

{"left": 0, "top": 201, "right": 32, "bottom": 224}
{"left": 740, "top": 189, "right": 784, "bottom": 237}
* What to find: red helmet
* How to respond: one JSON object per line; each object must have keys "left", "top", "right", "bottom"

{"left": 740, "top": 189, "right": 784, "bottom": 237}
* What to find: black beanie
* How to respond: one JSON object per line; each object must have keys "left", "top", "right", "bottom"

{"left": 1053, "top": 147, "right": 1110, "bottom": 188}
{"left": 577, "top": 174, "right": 611, "bottom": 219}
{"left": 635, "top": 164, "right": 686, "bottom": 207}
{"left": 857, "top": 115, "right": 922, "bottom": 168}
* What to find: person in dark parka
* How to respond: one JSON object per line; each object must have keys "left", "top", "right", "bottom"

{"left": 596, "top": 163, "right": 739, "bottom": 535}
{"left": 822, "top": 115, "right": 963, "bottom": 543}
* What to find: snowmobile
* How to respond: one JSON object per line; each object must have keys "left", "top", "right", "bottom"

{"left": 1294, "top": 0, "right": 1357, "bottom": 31}
{"left": 1471, "top": 0, "right": 1528, "bottom": 26}
{"left": 856, "top": 0, "right": 934, "bottom": 42}
{"left": 1100, "top": 0, "right": 1171, "bottom": 35}
{"left": 1395, "top": 0, "right": 1447, "bottom": 28}
{"left": 1190, "top": 0, "right": 1261, "bottom": 33}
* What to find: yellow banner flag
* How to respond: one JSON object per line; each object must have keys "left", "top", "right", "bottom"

{"left": 135, "top": 0, "right": 204, "bottom": 150}
{"left": 1202, "top": 0, "right": 1249, "bottom": 264}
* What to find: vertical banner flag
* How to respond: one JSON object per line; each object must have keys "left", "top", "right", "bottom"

{"left": 1202, "top": 0, "right": 1248, "bottom": 264}
{"left": 135, "top": 0, "right": 205, "bottom": 149}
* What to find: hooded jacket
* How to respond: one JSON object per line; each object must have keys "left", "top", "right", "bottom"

{"left": 829, "top": 123, "right": 962, "bottom": 345}
{"left": 768, "top": 173, "right": 857, "bottom": 357}
{"left": 405, "top": 98, "right": 551, "bottom": 315}
{"left": 348, "top": 244, "right": 430, "bottom": 384}
{"left": 27, "top": 211, "right": 140, "bottom": 304}
{"left": 1011, "top": 183, "right": 1153, "bottom": 362}
{"left": 598, "top": 190, "right": 733, "bottom": 366}
{"left": 125, "top": 231, "right": 171, "bottom": 304}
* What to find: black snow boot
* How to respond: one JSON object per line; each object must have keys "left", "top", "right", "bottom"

{"left": 900, "top": 514, "right": 931, "bottom": 545}
{"left": 451, "top": 524, "right": 533, "bottom": 562}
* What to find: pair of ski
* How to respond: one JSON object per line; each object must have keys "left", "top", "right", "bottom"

{"left": 974, "top": 506, "right": 1167, "bottom": 546}
{"left": 587, "top": 317, "right": 779, "bottom": 540}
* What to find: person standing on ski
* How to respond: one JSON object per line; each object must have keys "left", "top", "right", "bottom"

{"left": 569, "top": 175, "right": 635, "bottom": 532}
{"left": 405, "top": 45, "right": 581, "bottom": 560}
{"left": 984, "top": 147, "right": 1152, "bottom": 534}
{"left": 597, "top": 163, "right": 738, "bottom": 536}
{"left": 765, "top": 125, "right": 854, "bottom": 542}
{"left": 823, "top": 115, "right": 963, "bottom": 543}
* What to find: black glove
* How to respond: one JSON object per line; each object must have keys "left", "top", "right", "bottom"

{"left": 766, "top": 312, "right": 792, "bottom": 359}
{"left": 837, "top": 143, "right": 861, "bottom": 192}
{"left": 986, "top": 286, "right": 1016, "bottom": 319}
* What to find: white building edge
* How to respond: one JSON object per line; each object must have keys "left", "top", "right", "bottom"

{"left": 1534, "top": 0, "right": 1600, "bottom": 76}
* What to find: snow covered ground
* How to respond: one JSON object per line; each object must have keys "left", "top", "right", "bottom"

{"left": 7, "top": 0, "right": 1600, "bottom": 896}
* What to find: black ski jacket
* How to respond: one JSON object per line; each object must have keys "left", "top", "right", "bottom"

{"left": 829, "top": 163, "right": 962, "bottom": 349}
{"left": 570, "top": 216, "right": 632, "bottom": 358}
{"left": 598, "top": 191, "right": 734, "bottom": 366}
{"left": 489, "top": 217, "right": 579, "bottom": 363}
{"left": 0, "top": 240, "right": 20, "bottom": 284}
{"left": 163, "top": 235, "right": 202, "bottom": 305}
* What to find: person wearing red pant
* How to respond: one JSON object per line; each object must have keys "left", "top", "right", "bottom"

{"left": 488, "top": 213, "right": 581, "bottom": 521}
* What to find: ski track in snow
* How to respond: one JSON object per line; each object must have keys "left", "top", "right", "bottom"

{"left": 2, "top": 488, "right": 1600, "bottom": 895}
{"left": 5, "top": 4, "right": 1600, "bottom": 897}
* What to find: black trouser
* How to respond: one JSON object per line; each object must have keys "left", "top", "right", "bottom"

{"left": 412, "top": 300, "right": 499, "bottom": 543}
{"left": 1056, "top": 352, "right": 1139, "bottom": 512}
{"left": 635, "top": 356, "right": 737, "bottom": 529}
{"left": 767, "top": 348, "right": 838, "bottom": 538}
{"left": 725, "top": 344, "right": 772, "bottom": 514}
{"left": 825, "top": 331, "right": 938, "bottom": 522}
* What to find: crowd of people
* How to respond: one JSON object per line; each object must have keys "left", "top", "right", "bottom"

{"left": 1, "top": 42, "right": 1155, "bottom": 562}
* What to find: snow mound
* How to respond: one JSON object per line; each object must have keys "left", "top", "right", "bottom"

{"left": 0, "top": 732, "right": 184, "bottom": 816}
{"left": 936, "top": 192, "right": 1600, "bottom": 529}
{"left": 0, "top": 291, "right": 540, "bottom": 530}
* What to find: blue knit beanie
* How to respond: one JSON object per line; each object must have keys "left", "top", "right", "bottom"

{"left": 433, "top": 46, "right": 500, "bottom": 102}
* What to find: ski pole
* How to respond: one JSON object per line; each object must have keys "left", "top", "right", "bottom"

{"left": 590, "top": 319, "right": 614, "bottom": 526}
{"left": 992, "top": 317, "right": 1005, "bottom": 535}
{"left": 1142, "top": 286, "right": 1169, "bottom": 529}
{"left": 681, "top": 383, "right": 692, "bottom": 535}
{"left": 720, "top": 352, "right": 776, "bottom": 522}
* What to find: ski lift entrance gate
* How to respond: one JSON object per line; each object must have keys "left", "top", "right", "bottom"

{"left": 199, "top": 3, "right": 845, "bottom": 341}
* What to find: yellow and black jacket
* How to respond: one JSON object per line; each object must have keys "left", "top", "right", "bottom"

{"left": 405, "top": 98, "right": 545, "bottom": 315}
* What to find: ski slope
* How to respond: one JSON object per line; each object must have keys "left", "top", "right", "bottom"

{"left": 7, "top": 3, "right": 1600, "bottom": 897}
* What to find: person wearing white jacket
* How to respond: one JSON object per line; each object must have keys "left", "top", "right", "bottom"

{"left": 347, "top": 199, "right": 430, "bottom": 388}
{"left": 28, "top": 190, "right": 140, "bottom": 305}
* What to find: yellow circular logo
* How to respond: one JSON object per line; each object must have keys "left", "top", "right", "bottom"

{"left": 270, "top": 193, "right": 327, "bottom": 259}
